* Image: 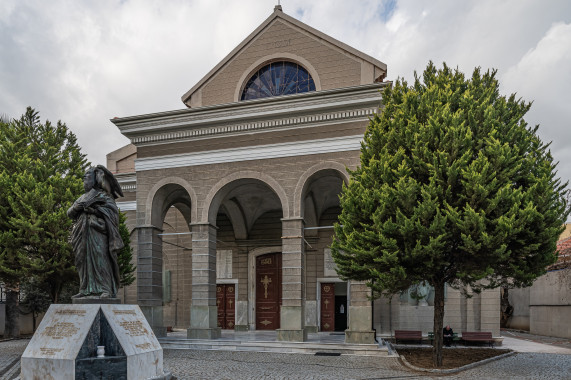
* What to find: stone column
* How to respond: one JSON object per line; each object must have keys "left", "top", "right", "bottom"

{"left": 187, "top": 223, "right": 221, "bottom": 339}
{"left": 345, "top": 280, "right": 375, "bottom": 344}
{"left": 278, "top": 217, "right": 307, "bottom": 342}
{"left": 137, "top": 225, "right": 166, "bottom": 337}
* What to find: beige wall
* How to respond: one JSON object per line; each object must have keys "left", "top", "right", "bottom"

{"left": 375, "top": 287, "right": 500, "bottom": 337}
{"left": 200, "top": 19, "right": 363, "bottom": 107}
{"left": 530, "top": 269, "right": 571, "bottom": 338}
{"left": 506, "top": 287, "right": 531, "bottom": 330}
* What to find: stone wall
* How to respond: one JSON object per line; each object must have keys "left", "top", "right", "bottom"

{"left": 374, "top": 286, "right": 500, "bottom": 337}
{"left": 506, "top": 287, "right": 531, "bottom": 330}
{"left": 529, "top": 268, "right": 571, "bottom": 338}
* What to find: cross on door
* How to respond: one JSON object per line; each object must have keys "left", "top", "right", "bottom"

{"left": 261, "top": 275, "right": 272, "bottom": 299}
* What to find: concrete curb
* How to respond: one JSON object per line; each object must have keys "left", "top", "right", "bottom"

{"left": 399, "top": 350, "right": 516, "bottom": 374}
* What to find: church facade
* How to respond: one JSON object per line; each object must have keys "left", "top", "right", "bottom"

{"left": 108, "top": 6, "right": 500, "bottom": 343}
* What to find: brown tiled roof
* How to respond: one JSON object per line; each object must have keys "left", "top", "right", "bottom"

{"left": 548, "top": 236, "right": 571, "bottom": 271}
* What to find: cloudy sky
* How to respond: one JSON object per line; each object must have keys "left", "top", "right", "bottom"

{"left": 1, "top": 0, "right": 570, "bottom": 188}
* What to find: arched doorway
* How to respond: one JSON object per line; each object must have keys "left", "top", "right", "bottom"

{"left": 205, "top": 175, "right": 287, "bottom": 332}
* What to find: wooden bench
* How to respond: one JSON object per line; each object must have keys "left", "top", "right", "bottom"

{"left": 462, "top": 331, "right": 494, "bottom": 347}
{"left": 394, "top": 330, "right": 422, "bottom": 344}
{"left": 428, "top": 332, "right": 459, "bottom": 346}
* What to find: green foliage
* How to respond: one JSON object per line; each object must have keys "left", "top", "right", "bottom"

{"left": 118, "top": 211, "right": 136, "bottom": 287}
{"left": 0, "top": 107, "right": 88, "bottom": 302}
{"left": 332, "top": 61, "right": 569, "bottom": 296}
{"left": 20, "top": 277, "right": 52, "bottom": 331}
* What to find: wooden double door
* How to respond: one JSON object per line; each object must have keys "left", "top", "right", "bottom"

{"left": 216, "top": 284, "right": 235, "bottom": 329}
{"left": 320, "top": 283, "right": 347, "bottom": 332}
{"left": 256, "top": 253, "right": 282, "bottom": 330}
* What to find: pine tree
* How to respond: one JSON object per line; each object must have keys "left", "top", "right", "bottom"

{"left": 0, "top": 107, "right": 88, "bottom": 337}
{"left": 118, "top": 211, "right": 136, "bottom": 288}
{"left": 331, "top": 62, "right": 569, "bottom": 367}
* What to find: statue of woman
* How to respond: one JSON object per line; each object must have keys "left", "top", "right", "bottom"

{"left": 67, "top": 165, "right": 124, "bottom": 299}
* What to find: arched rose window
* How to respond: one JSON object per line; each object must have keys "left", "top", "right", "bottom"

{"left": 241, "top": 61, "right": 316, "bottom": 101}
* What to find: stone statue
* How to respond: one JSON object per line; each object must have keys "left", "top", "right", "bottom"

{"left": 68, "top": 165, "right": 124, "bottom": 299}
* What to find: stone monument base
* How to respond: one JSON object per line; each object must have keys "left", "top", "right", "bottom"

{"left": 21, "top": 304, "right": 172, "bottom": 380}
{"left": 72, "top": 297, "right": 121, "bottom": 305}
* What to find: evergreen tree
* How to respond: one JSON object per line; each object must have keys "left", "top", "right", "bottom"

{"left": 0, "top": 107, "right": 88, "bottom": 337}
{"left": 331, "top": 62, "right": 569, "bottom": 366}
{"left": 19, "top": 277, "right": 52, "bottom": 332}
{"left": 118, "top": 211, "right": 136, "bottom": 288}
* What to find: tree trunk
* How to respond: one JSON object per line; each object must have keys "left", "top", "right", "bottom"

{"left": 5, "top": 286, "right": 20, "bottom": 338}
{"left": 432, "top": 281, "right": 445, "bottom": 367}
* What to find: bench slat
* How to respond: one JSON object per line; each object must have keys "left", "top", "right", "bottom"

{"left": 461, "top": 331, "right": 494, "bottom": 347}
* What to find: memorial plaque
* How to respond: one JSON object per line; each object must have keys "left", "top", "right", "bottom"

{"left": 21, "top": 304, "right": 168, "bottom": 380}
{"left": 324, "top": 248, "right": 339, "bottom": 277}
{"left": 217, "top": 249, "right": 233, "bottom": 279}
{"left": 21, "top": 304, "right": 100, "bottom": 379}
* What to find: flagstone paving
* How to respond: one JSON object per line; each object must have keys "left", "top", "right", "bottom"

{"left": 1, "top": 330, "right": 570, "bottom": 379}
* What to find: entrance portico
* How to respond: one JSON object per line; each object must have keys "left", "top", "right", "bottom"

{"left": 110, "top": 6, "right": 388, "bottom": 344}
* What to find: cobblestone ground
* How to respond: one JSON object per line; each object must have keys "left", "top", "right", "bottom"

{"left": 2, "top": 339, "right": 570, "bottom": 380}
{"left": 163, "top": 349, "right": 419, "bottom": 379}
{"left": 445, "top": 352, "right": 571, "bottom": 380}
{"left": 162, "top": 350, "right": 571, "bottom": 380}
{"left": 0, "top": 339, "right": 27, "bottom": 380}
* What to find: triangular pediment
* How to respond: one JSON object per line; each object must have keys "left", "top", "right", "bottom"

{"left": 182, "top": 6, "right": 387, "bottom": 108}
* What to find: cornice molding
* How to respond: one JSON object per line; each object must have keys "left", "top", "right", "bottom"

{"left": 117, "top": 201, "right": 136, "bottom": 211}
{"left": 133, "top": 106, "right": 377, "bottom": 147}
{"left": 112, "top": 84, "right": 385, "bottom": 141}
{"left": 115, "top": 172, "right": 137, "bottom": 192}
{"left": 135, "top": 135, "right": 362, "bottom": 172}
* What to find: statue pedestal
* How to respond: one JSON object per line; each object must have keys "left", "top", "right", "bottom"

{"left": 20, "top": 304, "right": 171, "bottom": 380}
{"left": 72, "top": 297, "right": 121, "bottom": 305}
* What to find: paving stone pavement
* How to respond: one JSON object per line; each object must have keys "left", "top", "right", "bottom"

{"left": 0, "top": 339, "right": 27, "bottom": 380}
{"left": 2, "top": 336, "right": 570, "bottom": 379}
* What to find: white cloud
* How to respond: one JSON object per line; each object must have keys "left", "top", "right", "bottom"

{"left": 1, "top": 0, "right": 570, "bottom": 191}
{"left": 502, "top": 22, "right": 571, "bottom": 185}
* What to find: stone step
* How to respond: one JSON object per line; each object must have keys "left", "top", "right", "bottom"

{"left": 158, "top": 338, "right": 390, "bottom": 357}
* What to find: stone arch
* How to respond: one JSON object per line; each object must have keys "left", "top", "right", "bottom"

{"left": 202, "top": 171, "right": 290, "bottom": 224}
{"left": 234, "top": 53, "right": 322, "bottom": 102}
{"left": 293, "top": 161, "right": 349, "bottom": 218}
{"left": 145, "top": 176, "right": 198, "bottom": 227}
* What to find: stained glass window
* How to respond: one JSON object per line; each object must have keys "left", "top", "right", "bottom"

{"left": 241, "top": 61, "right": 316, "bottom": 101}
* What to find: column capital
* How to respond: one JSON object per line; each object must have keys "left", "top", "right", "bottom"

{"left": 281, "top": 217, "right": 305, "bottom": 223}
{"left": 189, "top": 222, "right": 218, "bottom": 229}
{"left": 134, "top": 224, "right": 163, "bottom": 232}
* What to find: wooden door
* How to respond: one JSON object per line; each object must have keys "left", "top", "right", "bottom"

{"left": 256, "top": 253, "right": 282, "bottom": 330}
{"left": 320, "top": 283, "right": 335, "bottom": 331}
{"left": 216, "top": 284, "right": 235, "bottom": 329}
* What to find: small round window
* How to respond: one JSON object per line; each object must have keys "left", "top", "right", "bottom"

{"left": 241, "top": 61, "right": 316, "bottom": 101}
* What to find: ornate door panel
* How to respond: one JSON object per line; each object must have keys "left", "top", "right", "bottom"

{"left": 320, "top": 283, "right": 335, "bottom": 331}
{"left": 216, "top": 284, "right": 235, "bottom": 329}
{"left": 256, "top": 253, "right": 282, "bottom": 330}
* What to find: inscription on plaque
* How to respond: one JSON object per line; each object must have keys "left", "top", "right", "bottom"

{"left": 113, "top": 309, "right": 137, "bottom": 315}
{"left": 135, "top": 343, "right": 152, "bottom": 350}
{"left": 323, "top": 248, "right": 339, "bottom": 277}
{"left": 39, "top": 347, "right": 64, "bottom": 356}
{"left": 55, "top": 309, "right": 86, "bottom": 316}
{"left": 42, "top": 322, "right": 79, "bottom": 340}
{"left": 119, "top": 320, "right": 149, "bottom": 337}
{"left": 217, "top": 250, "right": 232, "bottom": 279}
